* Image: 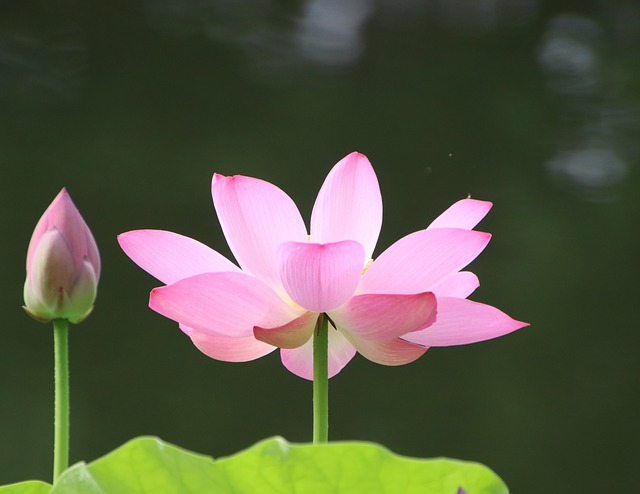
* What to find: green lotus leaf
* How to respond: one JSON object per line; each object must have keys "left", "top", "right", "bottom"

{"left": 0, "top": 481, "right": 51, "bottom": 494}
{"left": 47, "top": 436, "right": 508, "bottom": 494}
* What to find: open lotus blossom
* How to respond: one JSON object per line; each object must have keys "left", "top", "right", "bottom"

{"left": 118, "top": 152, "right": 527, "bottom": 379}
{"left": 24, "top": 188, "right": 101, "bottom": 324}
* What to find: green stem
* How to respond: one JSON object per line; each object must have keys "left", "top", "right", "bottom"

{"left": 313, "top": 314, "right": 329, "bottom": 443}
{"left": 53, "top": 319, "right": 70, "bottom": 482}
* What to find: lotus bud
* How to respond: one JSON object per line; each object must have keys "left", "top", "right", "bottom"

{"left": 23, "top": 188, "right": 101, "bottom": 323}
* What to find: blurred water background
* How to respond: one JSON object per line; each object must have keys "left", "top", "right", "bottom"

{"left": 1, "top": 1, "right": 639, "bottom": 492}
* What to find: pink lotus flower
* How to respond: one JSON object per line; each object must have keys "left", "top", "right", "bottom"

{"left": 24, "top": 188, "right": 101, "bottom": 324}
{"left": 118, "top": 152, "right": 527, "bottom": 379}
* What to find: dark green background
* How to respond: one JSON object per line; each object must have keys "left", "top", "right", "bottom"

{"left": 1, "top": 1, "right": 639, "bottom": 492}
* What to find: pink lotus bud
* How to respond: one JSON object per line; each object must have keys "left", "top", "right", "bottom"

{"left": 23, "top": 188, "right": 101, "bottom": 324}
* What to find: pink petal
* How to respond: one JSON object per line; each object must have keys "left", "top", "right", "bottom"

{"left": 212, "top": 174, "right": 307, "bottom": 296}
{"left": 402, "top": 297, "right": 529, "bottom": 346}
{"left": 277, "top": 240, "right": 365, "bottom": 313}
{"left": 254, "top": 312, "right": 318, "bottom": 349}
{"left": 345, "top": 334, "right": 428, "bottom": 366}
{"left": 429, "top": 271, "right": 480, "bottom": 298}
{"left": 180, "top": 325, "right": 276, "bottom": 362}
{"left": 27, "top": 228, "right": 77, "bottom": 300}
{"left": 65, "top": 259, "right": 99, "bottom": 324}
{"left": 427, "top": 198, "right": 492, "bottom": 230}
{"left": 27, "top": 188, "right": 100, "bottom": 278}
{"left": 358, "top": 228, "right": 491, "bottom": 295}
{"left": 329, "top": 292, "right": 437, "bottom": 340}
{"left": 280, "top": 329, "right": 357, "bottom": 380}
{"left": 118, "top": 230, "right": 240, "bottom": 285}
{"left": 149, "top": 272, "right": 300, "bottom": 338}
{"left": 310, "top": 152, "right": 382, "bottom": 263}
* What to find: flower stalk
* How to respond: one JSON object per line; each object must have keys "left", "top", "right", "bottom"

{"left": 53, "top": 318, "right": 70, "bottom": 481}
{"left": 313, "top": 314, "right": 329, "bottom": 443}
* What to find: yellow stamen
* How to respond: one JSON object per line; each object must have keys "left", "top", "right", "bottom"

{"left": 362, "top": 259, "right": 373, "bottom": 275}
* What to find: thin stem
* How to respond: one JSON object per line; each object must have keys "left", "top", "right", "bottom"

{"left": 53, "top": 319, "right": 70, "bottom": 482}
{"left": 313, "top": 314, "right": 329, "bottom": 443}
